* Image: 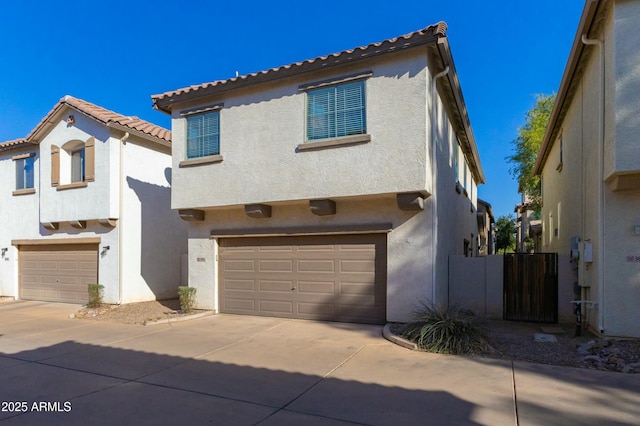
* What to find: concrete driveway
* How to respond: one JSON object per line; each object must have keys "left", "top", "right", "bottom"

{"left": 1, "top": 301, "right": 639, "bottom": 425}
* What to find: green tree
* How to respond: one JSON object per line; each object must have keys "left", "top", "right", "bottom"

{"left": 495, "top": 215, "right": 516, "bottom": 254}
{"left": 507, "top": 94, "right": 556, "bottom": 213}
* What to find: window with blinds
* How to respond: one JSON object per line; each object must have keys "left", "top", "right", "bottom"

{"left": 306, "top": 81, "right": 366, "bottom": 141}
{"left": 187, "top": 110, "right": 220, "bottom": 158}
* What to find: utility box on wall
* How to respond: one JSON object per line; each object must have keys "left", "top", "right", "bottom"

{"left": 582, "top": 242, "right": 593, "bottom": 263}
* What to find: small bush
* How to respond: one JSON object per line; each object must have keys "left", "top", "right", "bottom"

{"left": 401, "top": 304, "right": 489, "bottom": 355}
{"left": 178, "top": 286, "right": 197, "bottom": 313}
{"left": 87, "top": 284, "right": 104, "bottom": 308}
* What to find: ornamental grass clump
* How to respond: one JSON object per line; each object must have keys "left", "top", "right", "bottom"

{"left": 178, "top": 286, "right": 197, "bottom": 313}
{"left": 87, "top": 284, "right": 104, "bottom": 308}
{"left": 401, "top": 304, "right": 489, "bottom": 355}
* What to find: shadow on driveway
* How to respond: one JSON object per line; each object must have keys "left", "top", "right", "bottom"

{"left": 1, "top": 341, "right": 481, "bottom": 425}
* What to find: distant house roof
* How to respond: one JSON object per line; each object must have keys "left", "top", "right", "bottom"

{"left": 2, "top": 96, "right": 171, "bottom": 149}
{"left": 0, "top": 138, "right": 30, "bottom": 151}
{"left": 477, "top": 198, "right": 494, "bottom": 222}
{"left": 151, "top": 22, "right": 485, "bottom": 184}
{"left": 534, "top": 0, "right": 601, "bottom": 174}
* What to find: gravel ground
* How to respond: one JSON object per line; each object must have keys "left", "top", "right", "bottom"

{"left": 391, "top": 320, "right": 640, "bottom": 373}
{"left": 480, "top": 320, "right": 640, "bottom": 372}
{"left": 73, "top": 301, "right": 640, "bottom": 373}
{"left": 73, "top": 299, "right": 206, "bottom": 325}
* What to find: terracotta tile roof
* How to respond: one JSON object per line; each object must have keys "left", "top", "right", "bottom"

{"left": 152, "top": 22, "right": 448, "bottom": 111}
{"left": 0, "top": 138, "right": 31, "bottom": 151}
{"left": 26, "top": 95, "right": 171, "bottom": 144}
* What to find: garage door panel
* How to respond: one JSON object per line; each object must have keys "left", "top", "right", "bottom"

{"left": 258, "top": 245, "right": 294, "bottom": 253}
{"left": 223, "top": 298, "right": 256, "bottom": 311}
{"left": 340, "top": 259, "right": 375, "bottom": 273}
{"left": 259, "top": 280, "right": 294, "bottom": 292}
{"left": 297, "top": 281, "right": 335, "bottom": 295}
{"left": 225, "top": 279, "right": 255, "bottom": 291}
{"left": 298, "top": 259, "right": 335, "bottom": 272}
{"left": 259, "top": 300, "right": 294, "bottom": 315}
{"left": 297, "top": 244, "right": 334, "bottom": 251}
{"left": 219, "top": 234, "right": 386, "bottom": 324}
{"left": 259, "top": 260, "right": 293, "bottom": 272}
{"left": 298, "top": 302, "right": 337, "bottom": 317}
{"left": 19, "top": 244, "right": 98, "bottom": 303}
{"left": 341, "top": 282, "right": 376, "bottom": 295}
{"left": 223, "top": 260, "right": 255, "bottom": 272}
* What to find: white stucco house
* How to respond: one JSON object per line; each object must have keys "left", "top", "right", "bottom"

{"left": 152, "top": 22, "right": 485, "bottom": 324}
{"left": 534, "top": 0, "right": 640, "bottom": 337}
{"left": 0, "top": 96, "right": 187, "bottom": 305}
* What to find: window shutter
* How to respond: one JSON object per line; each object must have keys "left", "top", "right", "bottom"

{"left": 51, "top": 145, "right": 60, "bottom": 186}
{"left": 85, "top": 137, "right": 95, "bottom": 182}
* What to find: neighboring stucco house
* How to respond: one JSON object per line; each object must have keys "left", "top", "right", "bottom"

{"left": 514, "top": 191, "right": 537, "bottom": 253}
{"left": 476, "top": 198, "right": 495, "bottom": 256}
{"left": 534, "top": 0, "right": 640, "bottom": 337}
{"left": 0, "top": 96, "right": 187, "bottom": 305}
{"left": 152, "top": 22, "right": 485, "bottom": 324}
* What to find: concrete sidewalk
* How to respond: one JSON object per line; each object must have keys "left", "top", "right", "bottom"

{"left": 0, "top": 301, "right": 638, "bottom": 425}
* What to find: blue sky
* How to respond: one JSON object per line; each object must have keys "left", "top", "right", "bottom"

{"left": 0, "top": 0, "right": 584, "bottom": 218}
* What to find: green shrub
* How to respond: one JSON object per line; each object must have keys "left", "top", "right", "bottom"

{"left": 401, "top": 304, "right": 489, "bottom": 355}
{"left": 87, "top": 284, "right": 104, "bottom": 308}
{"left": 178, "top": 286, "right": 197, "bottom": 313}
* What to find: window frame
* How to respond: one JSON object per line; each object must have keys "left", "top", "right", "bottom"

{"left": 299, "top": 72, "right": 371, "bottom": 150}
{"left": 15, "top": 156, "right": 35, "bottom": 190}
{"left": 70, "top": 146, "right": 85, "bottom": 183}
{"left": 183, "top": 105, "right": 223, "bottom": 161}
{"left": 53, "top": 137, "right": 94, "bottom": 190}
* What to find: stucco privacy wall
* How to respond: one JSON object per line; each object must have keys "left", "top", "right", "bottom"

{"left": 449, "top": 255, "right": 573, "bottom": 322}
{"left": 170, "top": 50, "right": 431, "bottom": 210}
{"left": 186, "top": 196, "right": 433, "bottom": 323}
{"left": 120, "top": 139, "right": 187, "bottom": 303}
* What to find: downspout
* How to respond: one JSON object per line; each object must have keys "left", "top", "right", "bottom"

{"left": 117, "top": 131, "right": 129, "bottom": 304}
{"left": 431, "top": 65, "right": 449, "bottom": 305}
{"left": 581, "top": 34, "right": 605, "bottom": 333}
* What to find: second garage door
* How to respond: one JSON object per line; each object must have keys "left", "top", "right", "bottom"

{"left": 219, "top": 234, "right": 386, "bottom": 324}
{"left": 19, "top": 244, "right": 99, "bottom": 304}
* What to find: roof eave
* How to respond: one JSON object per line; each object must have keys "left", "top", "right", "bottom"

{"left": 107, "top": 122, "right": 171, "bottom": 147}
{"left": 534, "top": 0, "right": 601, "bottom": 175}
{"left": 151, "top": 28, "right": 442, "bottom": 115}
{"left": 0, "top": 139, "right": 34, "bottom": 152}
{"left": 435, "top": 37, "right": 486, "bottom": 185}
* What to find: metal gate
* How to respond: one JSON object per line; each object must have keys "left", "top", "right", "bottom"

{"left": 503, "top": 253, "right": 558, "bottom": 322}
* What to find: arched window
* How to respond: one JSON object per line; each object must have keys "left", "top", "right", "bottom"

{"left": 51, "top": 137, "right": 95, "bottom": 187}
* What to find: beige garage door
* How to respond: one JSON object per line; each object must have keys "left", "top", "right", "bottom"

{"left": 19, "top": 244, "right": 99, "bottom": 303}
{"left": 219, "top": 234, "right": 386, "bottom": 324}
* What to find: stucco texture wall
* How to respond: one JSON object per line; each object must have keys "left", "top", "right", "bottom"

{"left": 170, "top": 50, "right": 430, "bottom": 210}
{"left": 39, "top": 114, "right": 115, "bottom": 223}
{"left": 120, "top": 139, "right": 187, "bottom": 303}
{"left": 0, "top": 147, "right": 41, "bottom": 297}
{"left": 613, "top": 0, "right": 640, "bottom": 175}
{"left": 541, "top": 3, "right": 640, "bottom": 336}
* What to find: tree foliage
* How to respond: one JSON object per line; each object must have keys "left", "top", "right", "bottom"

{"left": 507, "top": 94, "right": 556, "bottom": 213}
{"left": 495, "top": 215, "right": 516, "bottom": 254}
